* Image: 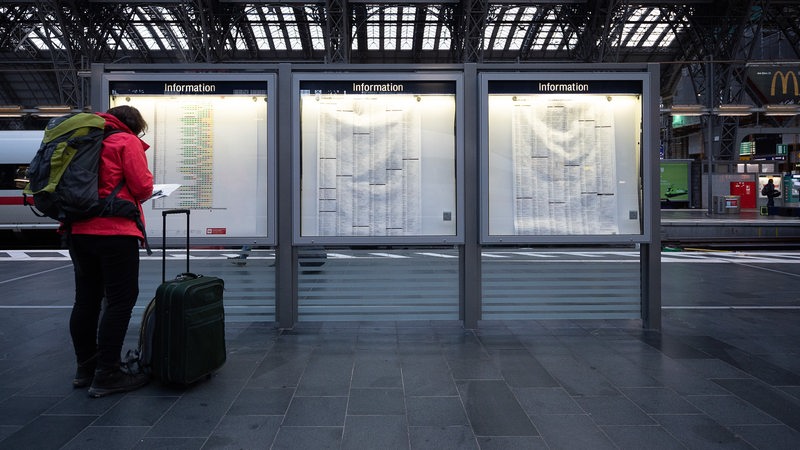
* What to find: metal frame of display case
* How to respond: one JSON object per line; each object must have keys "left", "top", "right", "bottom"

{"left": 291, "top": 71, "right": 465, "bottom": 246}
{"left": 89, "top": 63, "right": 661, "bottom": 331}
{"left": 94, "top": 69, "right": 278, "bottom": 247}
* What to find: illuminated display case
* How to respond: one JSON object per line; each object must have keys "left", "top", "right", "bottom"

{"left": 481, "top": 73, "right": 651, "bottom": 244}
{"left": 101, "top": 74, "right": 275, "bottom": 245}
{"left": 294, "top": 74, "right": 463, "bottom": 245}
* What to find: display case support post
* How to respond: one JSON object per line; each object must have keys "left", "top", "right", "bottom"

{"left": 462, "top": 63, "right": 481, "bottom": 329}
{"left": 276, "top": 63, "right": 297, "bottom": 329}
{"left": 642, "top": 63, "right": 662, "bottom": 330}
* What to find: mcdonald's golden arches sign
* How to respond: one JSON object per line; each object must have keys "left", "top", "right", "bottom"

{"left": 747, "top": 66, "right": 800, "bottom": 103}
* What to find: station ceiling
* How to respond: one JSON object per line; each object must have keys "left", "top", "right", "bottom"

{"left": 0, "top": 0, "right": 798, "bottom": 127}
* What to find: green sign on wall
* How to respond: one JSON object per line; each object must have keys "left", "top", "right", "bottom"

{"left": 660, "top": 161, "right": 690, "bottom": 203}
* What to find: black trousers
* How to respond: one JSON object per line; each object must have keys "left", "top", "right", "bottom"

{"left": 68, "top": 235, "right": 140, "bottom": 369}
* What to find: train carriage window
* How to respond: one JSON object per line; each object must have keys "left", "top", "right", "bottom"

{"left": 0, "top": 164, "right": 28, "bottom": 189}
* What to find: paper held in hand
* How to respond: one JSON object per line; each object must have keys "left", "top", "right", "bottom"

{"left": 149, "top": 184, "right": 181, "bottom": 201}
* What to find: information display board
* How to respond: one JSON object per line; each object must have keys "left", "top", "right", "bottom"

{"left": 295, "top": 74, "right": 462, "bottom": 244}
{"left": 103, "top": 74, "right": 274, "bottom": 244}
{"left": 482, "top": 74, "right": 647, "bottom": 243}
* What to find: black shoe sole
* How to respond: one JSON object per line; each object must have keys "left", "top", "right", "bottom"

{"left": 88, "top": 379, "right": 149, "bottom": 398}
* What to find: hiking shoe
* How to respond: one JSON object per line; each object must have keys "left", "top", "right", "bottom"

{"left": 88, "top": 368, "right": 149, "bottom": 398}
{"left": 73, "top": 355, "right": 98, "bottom": 388}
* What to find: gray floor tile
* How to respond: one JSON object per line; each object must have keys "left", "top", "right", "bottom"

{"left": 93, "top": 395, "right": 179, "bottom": 426}
{"left": 204, "top": 415, "right": 282, "bottom": 449}
{"left": 574, "top": 395, "right": 657, "bottom": 426}
{"left": 246, "top": 351, "right": 310, "bottom": 389}
{"left": 227, "top": 387, "right": 294, "bottom": 415}
{"left": 475, "top": 436, "right": 549, "bottom": 450}
{"left": 134, "top": 437, "right": 207, "bottom": 449}
{"left": 535, "top": 354, "right": 620, "bottom": 396}
{"left": 730, "top": 424, "right": 800, "bottom": 450}
{"left": 402, "top": 359, "right": 458, "bottom": 396}
{"left": 408, "top": 425, "right": 478, "bottom": 450}
{"left": 352, "top": 359, "right": 403, "bottom": 388}
{"left": 620, "top": 387, "right": 701, "bottom": 414}
{"left": 271, "top": 426, "right": 342, "bottom": 450}
{"left": 296, "top": 355, "right": 354, "bottom": 396}
{"left": 654, "top": 414, "right": 755, "bottom": 449}
{"left": 0, "top": 415, "right": 97, "bottom": 449}
{"left": 458, "top": 380, "right": 537, "bottom": 436}
{"left": 406, "top": 396, "right": 469, "bottom": 427}
{"left": 600, "top": 425, "right": 687, "bottom": 450}
{"left": 712, "top": 378, "right": 800, "bottom": 432}
{"left": 145, "top": 382, "right": 242, "bottom": 438}
{"left": 677, "top": 358, "right": 752, "bottom": 380}
{"left": 283, "top": 396, "right": 348, "bottom": 426}
{"left": 348, "top": 388, "right": 405, "bottom": 415}
{"left": 446, "top": 358, "right": 503, "bottom": 380}
{"left": 0, "top": 426, "right": 19, "bottom": 443}
{"left": 686, "top": 395, "right": 781, "bottom": 426}
{"left": 342, "top": 415, "right": 409, "bottom": 450}
{"left": 513, "top": 387, "right": 585, "bottom": 415}
{"left": 493, "top": 349, "right": 560, "bottom": 388}
{"left": 61, "top": 426, "right": 149, "bottom": 450}
{"left": 45, "top": 389, "right": 125, "bottom": 415}
{"left": 531, "top": 414, "right": 617, "bottom": 450}
{"left": 0, "top": 395, "right": 64, "bottom": 426}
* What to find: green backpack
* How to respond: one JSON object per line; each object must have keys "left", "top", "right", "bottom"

{"left": 22, "top": 112, "right": 132, "bottom": 222}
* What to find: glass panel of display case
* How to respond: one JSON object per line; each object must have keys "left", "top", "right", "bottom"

{"left": 104, "top": 75, "right": 274, "bottom": 244}
{"left": 296, "top": 76, "right": 461, "bottom": 244}
{"left": 484, "top": 75, "right": 647, "bottom": 242}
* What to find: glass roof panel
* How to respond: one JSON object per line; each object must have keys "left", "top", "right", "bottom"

{"left": 21, "top": 10, "right": 66, "bottom": 51}
{"left": 617, "top": 7, "right": 685, "bottom": 49}
{"left": 305, "top": 7, "right": 325, "bottom": 50}
{"left": 494, "top": 24, "right": 512, "bottom": 50}
{"left": 423, "top": 7, "right": 450, "bottom": 50}
{"left": 367, "top": 23, "right": 381, "bottom": 50}
{"left": 400, "top": 24, "right": 414, "bottom": 51}
{"left": 238, "top": 6, "right": 308, "bottom": 51}
{"left": 482, "top": 24, "right": 495, "bottom": 50}
{"left": 382, "top": 7, "right": 398, "bottom": 51}
{"left": 268, "top": 24, "right": 287, "bottom": 50}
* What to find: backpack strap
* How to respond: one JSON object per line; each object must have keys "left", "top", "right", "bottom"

{"left": 22, "top": 193, "right": 46, "bottom": 217}
{"left": 100, "top": 129, "right": 153, "bottom": 255}
{"left": 100, "top": 180, "right": 153, "bottom": 256}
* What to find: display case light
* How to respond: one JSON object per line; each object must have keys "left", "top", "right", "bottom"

{"left": 669, "top": 104, "right": 706, "bottom": 116}
{"left": 33, "top": 105, "right": 74, "bottom": 117}
{"left": 763, "top": 104, "right": 799, "bottom": 116}
{"left": 715, "top": 104, "right": 753, "bottom": 116}
{"left": 0, "top": 105, "right": 24, "bottom": 117}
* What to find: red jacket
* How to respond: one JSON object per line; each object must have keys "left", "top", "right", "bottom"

{"left": 70, "top": 113, "right": 154, "bottom": 240}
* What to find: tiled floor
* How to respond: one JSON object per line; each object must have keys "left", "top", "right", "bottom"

{"left": 1, "top": 255, "right": 800, "bottom": 449}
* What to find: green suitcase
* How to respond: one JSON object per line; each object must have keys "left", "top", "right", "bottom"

{"left": 152, "top": 209, "right": 226, "bottom": 385}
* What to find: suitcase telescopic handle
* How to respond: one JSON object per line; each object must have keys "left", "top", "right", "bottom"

{"left": 162, "top": 209, "right": 191, "bottom": 283}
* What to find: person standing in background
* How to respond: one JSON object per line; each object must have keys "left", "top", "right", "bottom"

{"left": 68, "top": 105, "right": 153, "bottom": 398}
{"left": 762, "top": 178, "right": 779, "bottom": 208}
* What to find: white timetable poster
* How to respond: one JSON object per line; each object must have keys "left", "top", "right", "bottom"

{"left": 300, "top": 80, "right": 457, "bottom": 238}
{"left": 487, "top": 80, "right": 643, "bottom": 236}
{"left": 108, "top": 80, "right": 270, "bottom": 239}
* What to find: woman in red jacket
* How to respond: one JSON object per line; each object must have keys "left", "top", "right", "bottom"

{"left": 69, "top": 105, "right": 153, "bottom": 398}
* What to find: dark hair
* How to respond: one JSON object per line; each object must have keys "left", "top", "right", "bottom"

{"left": 106, "top": 105, "right": 148, "bottom": 135}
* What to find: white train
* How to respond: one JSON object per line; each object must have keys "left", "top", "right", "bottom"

{"left": 0, "top": 130, "right": 56, "bottom": 230}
